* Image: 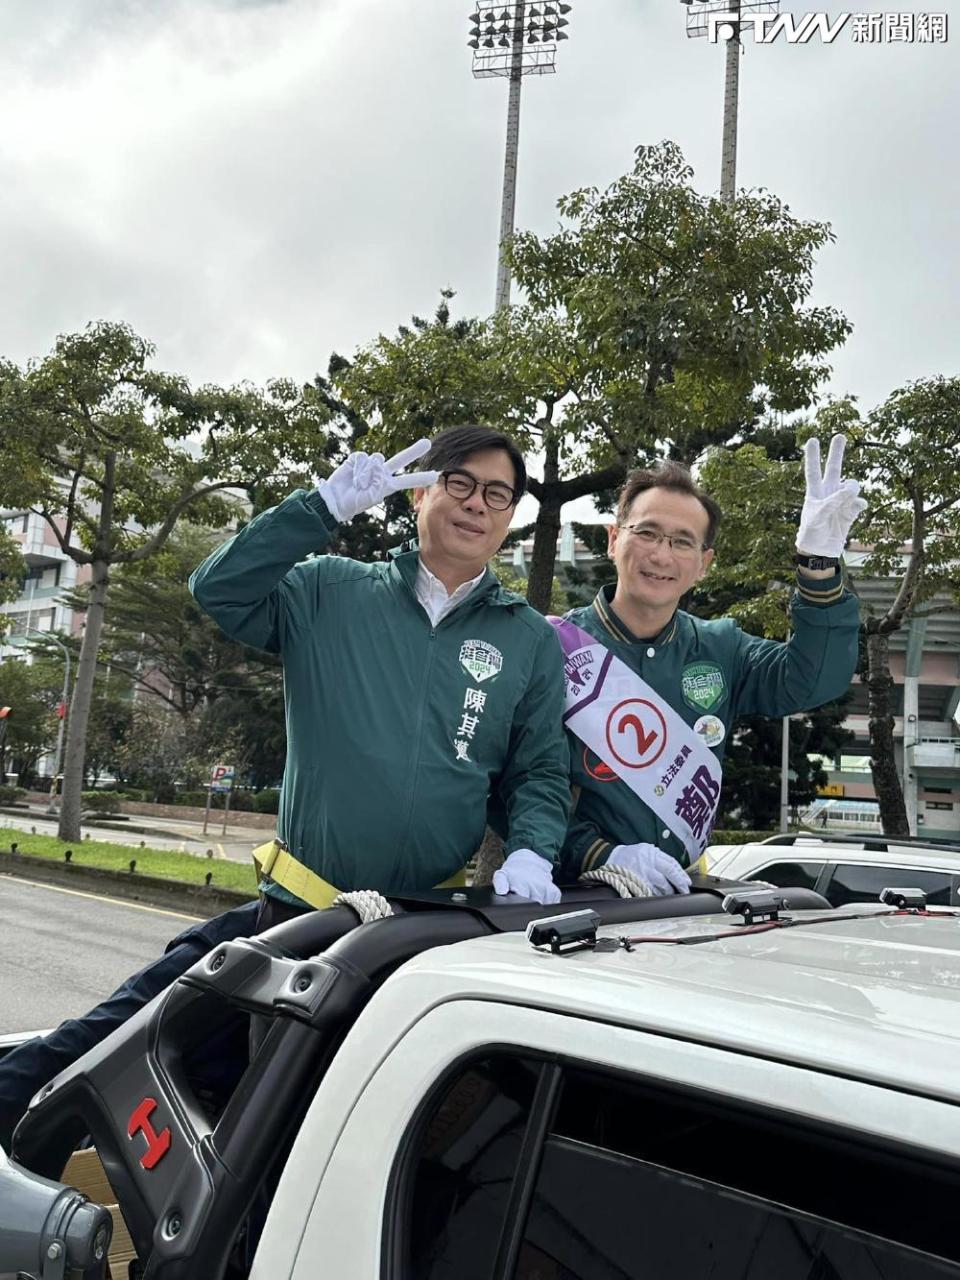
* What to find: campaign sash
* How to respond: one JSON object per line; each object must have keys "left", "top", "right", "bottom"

{"left": 549, "top": 617, "right": 722, "bottom": 859}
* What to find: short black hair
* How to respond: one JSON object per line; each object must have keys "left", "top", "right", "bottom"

{"left": 616, "top": 461, "right": 721, "bottom": 549}
{"left": 422, "top": 425, "right": 527, "bottom": 501}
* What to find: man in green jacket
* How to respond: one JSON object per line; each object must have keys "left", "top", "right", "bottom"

{"left": 554, "top": 435, "right": 865, "bottom": 894}
{"left": 0, "top": 426, "right": 569, "bottom": 1146}
{"left": 190, "top": 424, "right": 569, "bottom": 921}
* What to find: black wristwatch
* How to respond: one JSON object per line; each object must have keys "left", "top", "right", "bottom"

{"left": 794, "top": 552, "right": 840, "bottom": 571}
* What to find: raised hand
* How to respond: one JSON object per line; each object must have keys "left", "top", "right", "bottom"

{"left": 797, "top": 434, "right": 868, "bottom": 557}
{"left": 318, "top": 439, "right": 440, "bottom": 524}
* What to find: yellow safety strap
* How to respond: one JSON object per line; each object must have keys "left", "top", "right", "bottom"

{"left": 253, "top": 838, "right": 467, "bottom": 912}
{"left": 688, "top": 851, "right": 710, "bottom": 877}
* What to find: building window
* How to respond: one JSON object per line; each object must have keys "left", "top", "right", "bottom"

{"left": 926, "top": 801, "right": 953, "bottom": 811}
{"left": 839, "top": 755, "right": 873, "bottom": 773}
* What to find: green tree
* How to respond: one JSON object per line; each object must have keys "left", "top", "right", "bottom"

{"left": 0, "top": 655, "right": 60, "bottom": 785}
{"left": 835, "top": 379, "right": 960, "bottom": 834}
{"left": 334, "top": 142, "right": 850, "bottom": 610}
{"left": 63, "top": 526, "right": 280, "bottom": 721}
{"left": 83, "top": 673, "right": 135, "bottom": 787}
{"left": 698, "top": 385, "right": 960, "bottom": 836}
{"left": 717, "top": 698, "right": 854, "bottom": 830}
{"left": 0, "top": 528, "right": 24, "bottom": 615}
{"left": 0, "top": 321, "right": 332, "bottom": 840}
{"left": 112, "top": 701, "right": 196, "bottom": 803}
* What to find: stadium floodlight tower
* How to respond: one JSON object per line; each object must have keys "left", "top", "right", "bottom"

{"left": 468, "top": 2, "right": 573, "bottom": 311}
{"left": 680, "top": 0, "right": 777, "bottom": 201}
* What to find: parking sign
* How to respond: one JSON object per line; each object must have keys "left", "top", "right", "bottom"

{"left": 210, "top": 763, "right": 235, "bottom": 793}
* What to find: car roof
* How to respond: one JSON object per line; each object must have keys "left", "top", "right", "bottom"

{"left": 746, "top": 845, "right": 960, "bottom": 869}
{"left": 744, "top": 832, "right": 960, "bottom": 860}
{"left": 396, "top": 905, "right": 960, "bottom": 1104}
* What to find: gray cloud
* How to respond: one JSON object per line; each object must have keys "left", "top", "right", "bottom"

{"left": 0, "top": 0, "right": 954, "bottom": 466}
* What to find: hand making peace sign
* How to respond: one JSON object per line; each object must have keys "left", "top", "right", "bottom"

{"left": 318, "top": 439, "right": 440, "bottom": 524}
{"left": 796, "top": 434, "right": 868, "bottom": 558}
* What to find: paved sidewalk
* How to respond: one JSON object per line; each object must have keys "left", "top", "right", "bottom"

{"left": 0, "top": 805, "right": 265, "bottom": 864}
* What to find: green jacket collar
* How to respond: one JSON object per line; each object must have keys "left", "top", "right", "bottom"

{"left": 592, "top": 584, "right": 681, "bottom": 646}
{"left": 388, "top": 541, "right": 524, "bottom": 609}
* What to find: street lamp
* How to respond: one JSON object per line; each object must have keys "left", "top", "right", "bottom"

{"left": 679, "top": 0, "right": 776, "bottom": 201}
{"left": 23, "top": 627, "right": 71, "bottom": 814}
{"left": 468, "top": 2, "right": 574, "bottom": 310}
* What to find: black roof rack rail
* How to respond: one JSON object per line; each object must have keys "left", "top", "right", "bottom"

{"left": 760, "top": 831, "right": 960, "bottom": 854}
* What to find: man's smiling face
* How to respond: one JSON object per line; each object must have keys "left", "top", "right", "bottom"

{"left": 608, "top": 486, "right": 714, "bottom": 618}
{"left": 413, "top": 446, "right": 516, "bottom": 579}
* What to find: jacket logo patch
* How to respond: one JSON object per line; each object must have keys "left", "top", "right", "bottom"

{"left": 681, "top": 663, "right": 726, "bottom": 712}
{"left": 583, "top": 747, "right": 617, "bottom": 783}
{"left": 460, "top": 640, "right": 503, "bottom": 683}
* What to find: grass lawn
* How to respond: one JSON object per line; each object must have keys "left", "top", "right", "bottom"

{"left": 0, "top": 831, "right": 258, "bottom": 895}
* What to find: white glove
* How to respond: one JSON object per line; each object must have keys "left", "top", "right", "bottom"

{"left": 796, "top": 434, "right": 868, "bottom": 558}
{"left": 317, "top": 439, "right": 440, "bottom": 524}
{"left": 607, "top": 843, "right": 691, "bottom": 896}
{"left": 493, "top": 849, "right": 562, "bottom": 905}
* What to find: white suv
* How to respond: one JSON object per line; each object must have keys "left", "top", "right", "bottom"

{"left": 702, "top": 831, "right": 960, "bottom": 908}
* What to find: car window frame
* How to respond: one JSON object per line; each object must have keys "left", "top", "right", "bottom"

{"left": 746, "top": 855, "right": 960, "bottom": 909}
{"left": 746, "top": 857, "right": 834, "bottom": 896}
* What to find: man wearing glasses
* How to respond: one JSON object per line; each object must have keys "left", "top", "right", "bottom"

{"left": 553, "top": 437, "right": 865, "bottom": 896}
{"left": 0, "top": 426, "right": 570, "bottom": 1147}
{"left": 191, "top": 423, "right": 569, "bottom": 922}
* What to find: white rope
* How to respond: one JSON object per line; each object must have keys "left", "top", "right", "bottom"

{"left": 331, "top": 889, "right": 395, "bottom": 924}
{"left": 580, "top": 865, "right": 655, "bottom": 900}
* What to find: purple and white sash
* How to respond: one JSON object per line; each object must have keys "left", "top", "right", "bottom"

{"left": 549, "top": 617, "right": 722, "bottom": 859}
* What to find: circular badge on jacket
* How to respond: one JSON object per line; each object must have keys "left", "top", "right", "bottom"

{"left": 583, "top": 746, "right": 617, "bottom": 782}
{"left": 693, "top": 714, "right": 726, "bottom": 749}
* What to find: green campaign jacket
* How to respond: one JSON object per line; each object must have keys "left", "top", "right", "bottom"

{"left": 189, "top": 489, "right": 570, "bottom": 904}
{"left": 561, "top": 575, "right": 861, "bottom": 878}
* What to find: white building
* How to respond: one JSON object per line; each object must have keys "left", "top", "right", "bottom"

{"left": 1, "top": 509, "right": 85, "bottom": 652}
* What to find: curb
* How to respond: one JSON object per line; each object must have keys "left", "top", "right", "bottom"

{"left": 0, "top": 849, "right": 254, "bottom": 917}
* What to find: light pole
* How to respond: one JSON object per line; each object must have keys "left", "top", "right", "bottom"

{"left": 679, "top": 0, "right": 776, "bottom": 201}
{"left": 468, "top": 2, "right": 573, "bottom": 310}
{"left": 24, "top": 627, "right": 71, "bottom": 813}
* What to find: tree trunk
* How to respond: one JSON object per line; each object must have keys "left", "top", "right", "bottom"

{"left": 865, "top": 628, "right": 909, "bottom": 836}
{"left": 59, "top": 452, "right": 117, "bottom": 842}
{"left": 58, "top": 560, "right": 110, "bottom": 841}
{"left": 525, "top": 434, "right": 562, "bottom": 614}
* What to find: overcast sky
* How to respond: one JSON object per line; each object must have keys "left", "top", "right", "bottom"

{"left": 1, "top": 0, "right": 955, "bottom": 520}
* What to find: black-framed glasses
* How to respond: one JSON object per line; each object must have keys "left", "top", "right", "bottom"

{"left": 618, "top": 524, "right": 706, "bottom": 559}
{"left": 440, "top": 469, "right": 518, "bottom": 511}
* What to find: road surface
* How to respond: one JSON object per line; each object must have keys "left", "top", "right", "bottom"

{"left": 0, "top": 874, "right": 203, "bottom": 1033}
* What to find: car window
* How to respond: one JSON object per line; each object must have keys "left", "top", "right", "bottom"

{"left": 400, "top": 1053, "right": 540, "bottom": 1279}
{"left": 518, "top": 1139, "right": 959, "bottom": 1279}
{"left": 825, "top": 863, "right": 954, "bottom": 908}
{"left": 396, "top": 1055, "right": 960, "bottom": 1280}
{"left": 517, "top": 1066, "right": 960, "bottom": 1278}
{"left": 747, "top": 860, "right": 823, "bottom": 891}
